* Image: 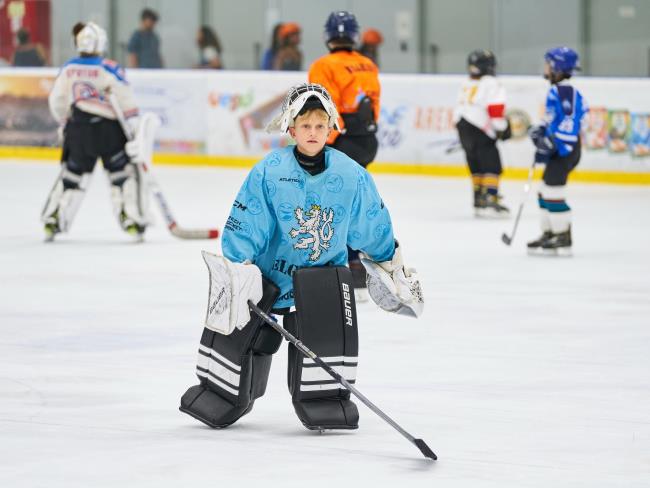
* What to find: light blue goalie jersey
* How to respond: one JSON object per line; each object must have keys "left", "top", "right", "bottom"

{"left": 222, "top": 146, "right": 396, "bottom": 308}
{"left": 543, "top": 82, "right": 588, "bottom": 157}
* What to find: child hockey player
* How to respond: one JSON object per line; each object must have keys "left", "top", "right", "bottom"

{"left": 42, "top": 22, "right": 148, "bottom": 241}
{"left": 527, "top": 47, "right": 587, "bottom": 255}
{"left": 454, "top": 49, "right": 510, "bottom": 217}
{"left": 308, "top": 10, "right": 381, "bottom": 296}
{"left": 180, "top": 83, "right": 423, "bottom": 432}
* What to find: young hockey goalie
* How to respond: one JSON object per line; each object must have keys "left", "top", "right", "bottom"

{"left": 180, "top": 83, "right": 423, "bottom": 432}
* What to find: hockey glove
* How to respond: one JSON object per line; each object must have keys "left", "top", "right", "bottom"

{"left": 360, "top": 242, "right": 424, "bottom": 318}
{"left": 201, "top": 252, "right": 263, "bottom": 335}
{"left": 529, "top": 125, "right": 555, "bottom": 164}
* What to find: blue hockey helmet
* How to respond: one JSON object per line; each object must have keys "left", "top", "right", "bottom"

{"left": 324, "top": 11, "right": 359, "bottom": 44}
{"left": 544, "top": 47, "right": 580, "bottom": 75}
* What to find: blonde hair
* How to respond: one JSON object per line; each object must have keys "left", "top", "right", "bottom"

{"left": 292, "top": 108, "right": 329, "bottom": 126}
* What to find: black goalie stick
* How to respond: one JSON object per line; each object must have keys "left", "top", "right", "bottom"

{"left": 108, "top": 94, "right": 220, "bottom": 240}
{"left": 248, "top": 300, "right": 437, "bottom": 461}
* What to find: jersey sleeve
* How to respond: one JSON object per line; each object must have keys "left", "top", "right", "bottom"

{"left": 222, "top": 163, "right": 276, "bottom": 264}
{"left": 347, "top": 169, "right": 395, "bottom": 262}
{"left": 47, "top": 70, "right": 68, "bottom": 124}
{"left": 105, "top": 62, "right": 139, "bottom": 119}
{"left": 486, "top": 82, "right": 507, "bottom": 131}
{"left": 543, "top": 87, "right": 559, "bottom": 135}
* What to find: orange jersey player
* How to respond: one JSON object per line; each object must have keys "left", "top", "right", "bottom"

{"left": 308, "top": 10, "right": 380, "bottom": 169}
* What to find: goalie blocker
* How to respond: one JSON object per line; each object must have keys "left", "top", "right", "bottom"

{"left": 180, "top": 259, "right": 360, "bottom": 430}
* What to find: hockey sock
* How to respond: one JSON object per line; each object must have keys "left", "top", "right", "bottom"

{"left": 540, "top": 184, "right": 571, "bottom": 233}
{"left": 483, "top": 173, "right": 500, "bottom": 196}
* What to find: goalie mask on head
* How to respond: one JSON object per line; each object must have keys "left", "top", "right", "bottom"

{"left": 266, "top": 83, "right": 341, "bottom": 133}
{"left": 76, "top": 22, "right": 107, "bottom": 55}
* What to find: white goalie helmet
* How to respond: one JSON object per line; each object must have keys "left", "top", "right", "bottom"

{"left": 76, "top": 22, "right": 107, "bottom": 55}
{"left": 266, "top": 83, "right": 341, "bottom": 133}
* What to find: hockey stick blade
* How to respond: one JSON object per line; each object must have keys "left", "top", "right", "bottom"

{"left": 248, "top": 300, "right": 437, "bottom": 461}
{"left": 414, "top": 438, "right": 437, "bottom": 460}
{"left": 169, "top": 225, "right": 220, "bottom": 240}
{"left": 501, "top": 233, "right": 512, "bottom": 246}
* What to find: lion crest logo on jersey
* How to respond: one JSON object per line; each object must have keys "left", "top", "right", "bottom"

{"left": 289, "top": 204, "right": 334, "bottom": 261}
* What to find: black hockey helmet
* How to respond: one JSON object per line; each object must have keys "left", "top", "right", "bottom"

{"left": 467, "top": 49, "right": 496, "bottom": 76}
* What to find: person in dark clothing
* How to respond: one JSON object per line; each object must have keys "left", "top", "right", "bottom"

{"left": 12, "top": 28, "right": 46, "bottom": 67}
{"left": 127, "top": 8, "right": 163, "bottom": 68}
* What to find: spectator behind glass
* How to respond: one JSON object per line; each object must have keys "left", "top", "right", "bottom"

{"left": 127, "top": 8, "right": 163, "bottom": 68}
{"left": 359, "top": 29, "right": 383, "bottom": 67}
{"left": 260, "top": 23, "right": 283, "bottom": 70}
{"left": 273, "top": 22, "right": 302, "bottom": 71}
{"left": 12, "top": 28, "right": 46, "bottom": 67}
{"left": 196, "top": 26, "right": 223, "bottom": 69}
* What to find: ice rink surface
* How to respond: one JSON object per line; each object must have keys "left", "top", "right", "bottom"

{"left": 1, "top": 160, "right": 649, "bottom": 487}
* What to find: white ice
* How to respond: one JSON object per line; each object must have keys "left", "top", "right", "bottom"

{"left": 1, "top": 160, "right": 649, "bottom": 488}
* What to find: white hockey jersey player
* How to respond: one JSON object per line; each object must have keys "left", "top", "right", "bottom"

{"left": 48, "top": 55, "right": 138, "bottom": 124}
{"left": 453, "top": 75, "right": 507, "bottom": 139}
{"left": 453, "top": 50, "right": 510, "bottom": 216}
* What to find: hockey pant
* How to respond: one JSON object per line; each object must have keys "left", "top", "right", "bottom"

{"left": 332, "top": 97, "right": 378, "bottom": 168}
{"left": 179, "top": 278, "right": 282, "bottom": 428}
{"left": 538, "top": 144, "right": 581, "bottom": 233}
{"left": 456, "top": 117, "right": 502, "bottom": 195}
{"left": 41, "top": 109, "right": 149, "bottom": 233}
{"left": 286, "top": 266, "right": 360, "bottom": 430}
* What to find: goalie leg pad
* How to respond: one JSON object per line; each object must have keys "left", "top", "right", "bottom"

{"left": 179, "top": 278, "right": 281, "bottom": 428}
{"left": 108, "top": 162, "right": 149, "bottom": 231}
{"left": 287, "top": 266, "right": 359, "bottom": 430}
{"left": 41, "top": 166, "right": 92, "bottom": 232}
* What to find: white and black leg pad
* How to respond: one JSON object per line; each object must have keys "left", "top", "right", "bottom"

{"left": 287, "top": 266, "right": 359, "bottom": 430}
{"left": 179, "top": 278, "right": 281, "bottom": 428}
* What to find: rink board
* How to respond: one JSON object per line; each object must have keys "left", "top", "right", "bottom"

{"left": 1, "top": 68, "right": 649, "bottom": 184}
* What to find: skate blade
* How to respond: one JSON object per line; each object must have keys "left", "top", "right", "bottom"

{"left": 528, "top": 247, "right": 573, "bottom": 257}
{"left": 480, "top": 209, "right": 510, "bottom": 220}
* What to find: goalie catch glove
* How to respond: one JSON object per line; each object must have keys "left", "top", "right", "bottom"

{"left": 201, "top": 252, "right": 263, "bottom": 335}
{"left": 360, "top": 242, "right": 424, "bottom": 318}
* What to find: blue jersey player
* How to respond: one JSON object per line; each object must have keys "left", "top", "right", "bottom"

{"left": 528, "top": 47, "right": 588, "bottom": 255}
{"left": 180, "top": 84, "right": 423, "bottom": 432}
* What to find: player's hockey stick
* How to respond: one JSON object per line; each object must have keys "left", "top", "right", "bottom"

{"left": 108, "top": 94, "right": 219, "bottom": 240}
{"left": 501, "top": 160, "right": 536, "bottom": 245}
{"left": 248, "top": 299, "right": 437, "bottom": 461}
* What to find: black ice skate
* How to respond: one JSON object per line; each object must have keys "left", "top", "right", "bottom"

{"left": 526, "top": 231, "right": 553, "bottom": 254}
{"left": 473, "top": 188, "right": 487, "bottom": 216}
{"left": 477, "top": 194, "right": 509, "bottom": 218}
{"left": 541, "top": 228, "right": 572, "bottom": 256}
